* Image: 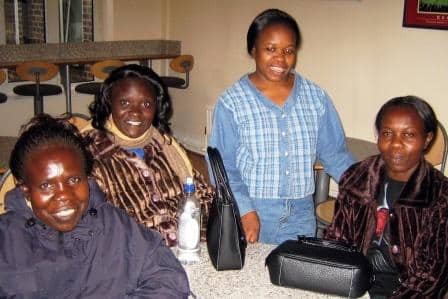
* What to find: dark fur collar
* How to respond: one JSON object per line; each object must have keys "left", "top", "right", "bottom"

{"left": 341, "top": 155, "right": 440, "bottom": 208}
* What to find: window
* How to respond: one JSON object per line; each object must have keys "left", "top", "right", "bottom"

{"left": 4, "top": 0, "right": 46, "bottom": 45}
{"left": 60, "top": 0, "right": 94, "bottom": 82}
{"left": 3, "top": 0, "right": 94, "bottom": 82}
{"left": 4, "top": 0, "right": 46, "bottom": 82}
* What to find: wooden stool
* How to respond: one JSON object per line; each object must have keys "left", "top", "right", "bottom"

{"left": 424, "top": 121, "right": 448, "bottom": 172}
{"left": 316, "top": 199, "right": 336, "bottom": 226}
{"left": 75, "top": 60, "right": 124, "bottom": 98}
{"left": 13, "top": 61, "right": 62, "bottom": 115}
{"left": 160, "top": 55, "right": 194, "bottom": 89}
{"left": 62, "top": 112, "right": 91, "bottom": 131}
{"left": 0, "top": 169, "right": 16, "bottom": 214}
{"left": 0, "top": 70, "right": 8, "bottom": 103}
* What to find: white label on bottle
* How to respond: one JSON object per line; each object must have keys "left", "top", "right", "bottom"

{"left": 178, "top": 210, "right": 200, "bottom": 250}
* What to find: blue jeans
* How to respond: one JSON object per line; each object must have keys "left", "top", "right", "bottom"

{"left": 252, "top": 196, "right": 316, "bottom": 245}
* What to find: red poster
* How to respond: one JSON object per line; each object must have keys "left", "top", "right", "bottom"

{"left": 403, "top": 0, "right": 448, "bottom": 30}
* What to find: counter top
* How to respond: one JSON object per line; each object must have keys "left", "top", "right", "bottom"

{"left": 0, "top": 40, "right": 181, "bottom": 67}
{"left": 182, "top": 243, "right": 369, "bottom": 298}
{"left": 0, "top": 40, "right": 181, "bottom": 113}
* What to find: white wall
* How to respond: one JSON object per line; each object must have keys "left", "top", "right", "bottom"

{"left": 168, "top": 0, "right": 448, "bottom": 155}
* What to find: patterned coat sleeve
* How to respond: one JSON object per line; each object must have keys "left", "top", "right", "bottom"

{"left": 193, "top": 168, "right": 214, "bottom": 241}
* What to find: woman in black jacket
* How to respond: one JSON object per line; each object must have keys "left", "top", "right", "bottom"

{"left": 0, "top": 114, "right": 189, "bottom": 298}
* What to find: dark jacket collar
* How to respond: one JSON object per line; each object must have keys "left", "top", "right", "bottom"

{"left": 343, "top": 155, "right": 435, "bottom": 208}
{"left": 4, "top": 179, "right": 106, "bottom": 246}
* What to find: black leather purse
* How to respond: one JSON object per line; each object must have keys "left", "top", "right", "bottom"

{"left": 206, "top": 147, "right": 247, "bottom": 271}
{"left": 266, "top": 236, "right": 373, "bottom": 298}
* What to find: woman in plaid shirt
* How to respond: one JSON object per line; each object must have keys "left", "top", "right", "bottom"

{"left": 209, "top": 8, "right": 354, "bottom": 244}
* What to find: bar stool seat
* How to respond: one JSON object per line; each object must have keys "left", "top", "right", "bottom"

{"left": 13, "top": 61, "right": 62, "bottom": 115}
{"left": 0, "top": 70, "right": 8, "bottom": 103}
{"left": 160, "top": 76, "right": 186, "bottom": 88}
{"left": 75, "top": 60, "right": 124, "bottom": 97}
{"left": 14, "top": 84, "right": 62, "bottom": 97}
{"left": 315, "top": 199, "right": 336, "bottom": 226}
{"left": 74, "top": 82, "right": 101, "bottom": 95}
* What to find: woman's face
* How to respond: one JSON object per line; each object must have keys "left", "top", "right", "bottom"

{"left": 377, "top": 106, "right": 433, "bottom": 182}
{"left": 110, "top": 77, "right": 157, "bottom": 138}
{"left": 251, "top": 23, "right": 297, "bottom": 83}
{"left": 21, "top": 145, "right": 89, "bottom": 232}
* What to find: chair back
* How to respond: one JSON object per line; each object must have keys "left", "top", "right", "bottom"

{"left": 16, "top": 61, "right": 59, "bottom": 83}
{"left": 0, "top": 69, "right": 6, "bottom": 85}
{"left": 0, "top": 169, "right": 16, "bottom": 214}
{"left": 169, "top": 55, "right": 194, "bottom": 74}
{"left": 65, "top": 113, "right": 91, "bottom": 131}
{"left": 15, "top": 61, "right": 60, "bottom": 104}
{"left": 161, "top": 55, "right": 194, "bottom": 89}
{"left": 0, "top": 69, "right": 7, "bottom": 103}
{"left": 91, "top": 60, "right": 125, "bottom": 80}
{"left": 425, "top": 121, "right": 448, "bottom": 173}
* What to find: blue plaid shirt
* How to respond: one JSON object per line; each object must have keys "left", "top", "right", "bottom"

{"left": 209, "top": 73, "right": 355, "bottom": 215}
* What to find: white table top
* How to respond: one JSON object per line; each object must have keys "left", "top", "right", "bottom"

{"left": 181, "top": 243, "right": 370, "bottom": 299}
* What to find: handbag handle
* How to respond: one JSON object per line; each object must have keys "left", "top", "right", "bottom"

{"left": 207, "top": 147, "right": 246, "bottom": 245}
{"left": 208, "top": 147, "right": 229, "bottom": 185}
{"left": 207, "top": 147, "right": 236, "bottom": 205}
{"left": 297, "top": 236, "right": 358, "bottom": 252}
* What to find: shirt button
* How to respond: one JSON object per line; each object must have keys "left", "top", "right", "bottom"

{"left": 285, "top": 152, "right": 288, "bottom": 156}
{"left": 286, "top": 170, "right": 290, "bottom": 175}
{"left": 281, "top": 131, "right": 286, "bottom": 137}
{"left": 142, "top": 170, "right": 150, "bottom": 177}
{"left": 281, "top": 113, "right": 286, "bottom": 118}
{"left": 392, "top": 245, "right": 399, "bottom": 254}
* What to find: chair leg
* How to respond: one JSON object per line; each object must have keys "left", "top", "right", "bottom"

{"left": 314, "top": 170, "right": 331, "bottom": 238}
{"left": 314, "top": 170, "right": 330, "bottom": 206}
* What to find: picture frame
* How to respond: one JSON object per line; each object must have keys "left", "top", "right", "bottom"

{"left": 403, "top": 0, "right": 448, "bottom": 30}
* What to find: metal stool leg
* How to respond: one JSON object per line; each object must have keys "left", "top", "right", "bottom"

{"left": 33, "top": 95, "right": 44, "bottom": 115}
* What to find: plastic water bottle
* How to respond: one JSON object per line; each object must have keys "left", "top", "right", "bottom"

{"left": 177, "top": 177, "right": 201, "bottom": 264}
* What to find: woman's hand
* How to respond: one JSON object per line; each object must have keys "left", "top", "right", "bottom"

{"left": 241, "top": 211, "right": 260, "bottom": 243}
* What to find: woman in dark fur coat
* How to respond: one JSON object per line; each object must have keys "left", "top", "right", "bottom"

{"left": 325, "top": 96, "right": 448, "bottom": 298}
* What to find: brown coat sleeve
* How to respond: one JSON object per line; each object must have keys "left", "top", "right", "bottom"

{"left": 324, "top": 161, "right": 376, "bottom": 252}
{"left": 391, "top": 177, "right": 448, "bottom": 298}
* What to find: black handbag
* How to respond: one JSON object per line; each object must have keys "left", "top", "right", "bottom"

{"left": 265, "top": 236, "right": 373, "bottom": 298}
{"left": 206, "top": 147, "right": 247, "bottom": 271}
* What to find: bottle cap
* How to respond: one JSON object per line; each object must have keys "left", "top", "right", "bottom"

{"left": 183, "top": 177, "right": 195, "bottom": 193}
